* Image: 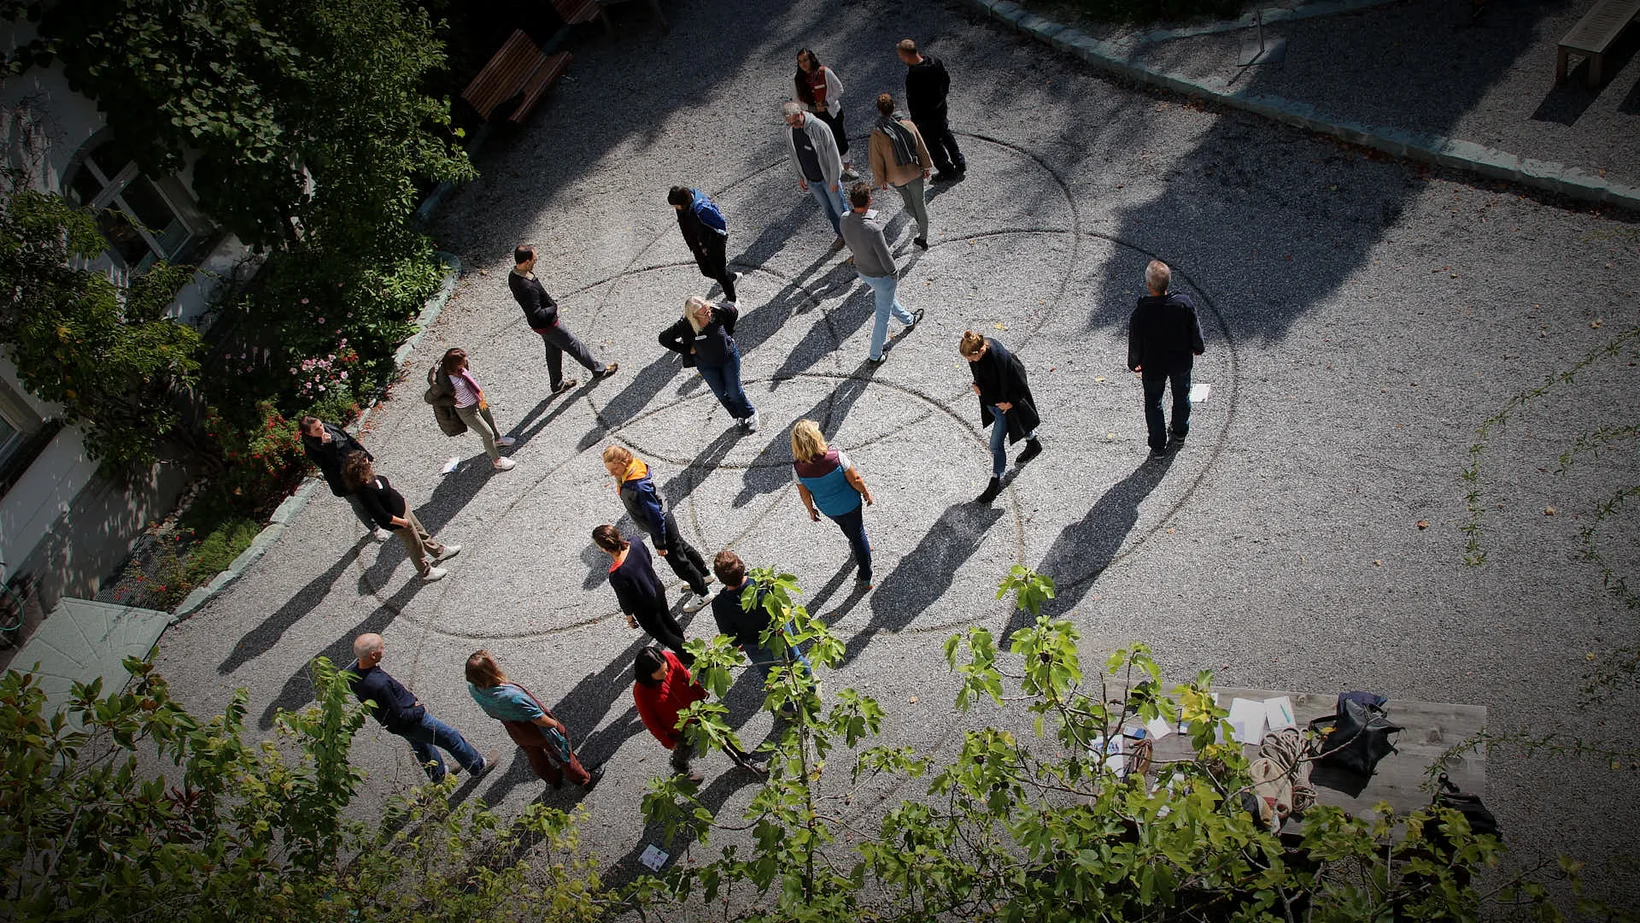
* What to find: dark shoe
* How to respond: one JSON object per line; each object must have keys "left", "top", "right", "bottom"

{"left": 1148, "top": 447, "right": 1169, "bottom": 460}
{"left": 1168, "top": 432, "right": 1187, "bottom": 450}
{"left": 951, "top": 168, "right": 967, "bottom": 181}
{"left": 975, "top": 477, "right": 1002, "bottom": 505}
{"left": 595, "top": 362, "right": 620, "bottom": 380}
{"left": 1017, "top": 439, "right": 1042, "bottom": 465}
{"left": 583, "top": 765, "right": 604, "bottom": 791}
{"left": 913, "top": 236, "right": 928, "bottom": 250}
{"left": 551, "top": 378, "right": 579, "bottom": 395}
{"left": 904, "top": 307, "right": 925, "bottom": 332}
{"left": 867, "top": 354, "right": 887, "bottom": 365}
{"left": 830, "top": 236, "right": 847, "bottom": 251}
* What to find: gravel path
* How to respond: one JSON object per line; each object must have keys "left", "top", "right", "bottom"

{"left": 152, "top": 0, "right": 1640, "bottom": 906}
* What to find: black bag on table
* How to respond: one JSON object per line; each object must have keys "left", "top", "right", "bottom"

{"left": 1309, "top": 691, "right": 1401, "bottom": 777}
{"left": 1432, "top": 772, "right": 1499, "bottom": 838}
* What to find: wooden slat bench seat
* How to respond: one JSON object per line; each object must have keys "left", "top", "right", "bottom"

{"left": 1557, "top": 0, "right": 1640, "bottom": 87}
{"left": 552, "top": 0, "right": 615, "bottom": 33}
{"left": 461, "top": 30, "right": 573, "bottom": 125}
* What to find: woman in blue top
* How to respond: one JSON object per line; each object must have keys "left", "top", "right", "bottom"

{"left": 659, "top": 296, "right": 760, "bottom": 434}
{"left": 466, "top": 650, "right": 601, "bottom": 790}
{"left": 790, "top": 418, "right": 877, "bottom": 586}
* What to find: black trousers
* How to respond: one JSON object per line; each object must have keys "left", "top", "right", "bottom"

{"left": 651, "top": 511, "right": 710, "bottom": 596}
{"left": 694, "top": 233, "right": 737, "bottom": 302}
{"left": 1142, "top": 369, "right": 1192, "bottom": 452}
{"left": 536, "top": 322, "right": 605, "bottom": 389}
{"left": 912, "top": 113, "right": 965, "bottom": 174}
{"left": 813, "top": 107, "right": 849, "bottom": 159}
{"left": 635, "top": 604, "right": 692, "bottom": 665}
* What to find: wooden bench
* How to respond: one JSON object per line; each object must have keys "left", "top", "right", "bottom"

{"left": 552, "top": 0, "right": 615, "bottom": 34}
{"left": 461, "top": 30, "right": 574, "bottom": 125}
{"left": 1557, "top": 0, "right": 1640, "bottom": 87}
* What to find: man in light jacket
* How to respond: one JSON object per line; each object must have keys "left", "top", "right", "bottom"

{"left": 867, "top": 92, "right": 934, "bottom": 249}
{"left": 783, "top": 101, "right": 847, "bottom": 243}
{"left": 839, "top": 183, "right": 923, "bottom": 363}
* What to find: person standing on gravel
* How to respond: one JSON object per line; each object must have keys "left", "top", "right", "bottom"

{"left": 602, "top": 445, "right": 715, "bottom": 613}
{"left": 300, "top": 415, "right": 390, "bottom": 542}
{"left": 840, "top": 183, "right": 923, "bottom": 364}
{"left": 345, "top": 632, "right": 493, "bottom": 783}
{"left": 466, "top": 650, "right": 603, "bottom": 791}
{"left": 594, "top": 524, "right": 693, "bottom": 665}
{"left": 508, "top": 244, "right": 619, "bottom": 396}
{"left": 961, "top": 330, "right": 1042, "bottom": 505}
{"left": 658, "top": 296, "right": 760, "bottom": 434}
{"left": 343, "top": 452, "right": 459, "bottom": 582}
{"left": 668, "top": 186, "right": 741, "bottom": 304}
{"left": 898, "top": 39, "right": 966, "bottom": 183}
{"left": 868, "top": 92, "right": 934, "bottom": 249}
{"left": 793, "top": 49, "right": 860, "bottom": 182}
{"left": 791, "top": 419, "right": 877, "bottom": 588}
{"left": 710, "top": 550, "right": 810, "bottom": 686}
{"left": 783, "top": 101, "right": 848, "bottom": 243}
{"left": 1127, "top": 259, "right": 1206, "bottom": 458}
{"left": 632, "top": 646, "right": 764, "bottom": 784}
{"left": 426, "top": 347, "right": 516, "bottom": 472}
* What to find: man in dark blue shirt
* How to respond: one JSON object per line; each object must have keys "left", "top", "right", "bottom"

{"left": 710, "top": 550, "right": 809, "bottom": 686}
{"left": 345, "top": 633, "right": 492, "bottom": 783}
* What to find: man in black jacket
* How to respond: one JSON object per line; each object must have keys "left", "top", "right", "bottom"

{"left": 898, "top": 39, "right": 966, "bottom": 182}
{"left": 300, "top": 416, "right": 389, "bottom": 541}
{"left": 508, "top": 244, "right": 619, "bottom": 395}
{"left": 345, "top": 633, "right": 493, "bottom": 782}
{"left": 1127, "top": 260, "right": 1206, "bottom": 457}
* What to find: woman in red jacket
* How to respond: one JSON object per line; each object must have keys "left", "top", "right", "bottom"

{"left": 632, "top": 647, "right": 763, "bottom": 783}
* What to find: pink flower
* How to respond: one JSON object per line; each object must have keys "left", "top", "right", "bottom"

{"left": 316, "top": 317, "right": 325, "bottom": 324}
{"left": 301, "top": 298, "right": 310, "bottom": 305}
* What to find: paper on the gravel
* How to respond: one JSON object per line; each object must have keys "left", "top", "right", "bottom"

{"left": 1189, "top": 382, "right": 1212, "bottom": 403}
{"left": 639, "top": 844, "right": 669, "bottom": 871}
{"left": 1145, "top": 715, "right": 1174, "bottom": 741}
{"left": 1228, "top": 697, "right": 1267, "bottom": 744}
{"left": 1264, "top": 696, "right": 1297, "bottom": 731}
{"left": 441, "top": 457, "right": 461, "bottom": 475}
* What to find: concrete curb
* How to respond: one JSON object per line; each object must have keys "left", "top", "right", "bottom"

{"left": 1136, "top": 0, "right": 1400, "bottom": 45}
{"left": 962, "top": 0, "right": 1640, "bottom": 212}
{"left": 169, "top": 251, "right": 465, "bottom": 623}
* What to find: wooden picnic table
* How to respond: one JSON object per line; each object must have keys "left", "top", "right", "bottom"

{"left": 1557, "top": 0, "right": 1640, "bottom": 87}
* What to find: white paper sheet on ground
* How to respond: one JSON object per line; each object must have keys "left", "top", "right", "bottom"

{"left": 1145, "top": 715, "right": 1174, "bottom": 741}
{"left": 1090, "top": 734, "right": 1127, "bottom": 777}
{"left": 1189, "top": 382, "right": 1212, "bottom": 403}
{"left": 441, "top": 456, "right": 462, "bottom": 475}
{"left": 639, "top": 844, "right": 670, "bottom": 871}
{"left": 1264, "top": 696, "right": 1298, "bottom": 731}
{"left": 1227, "top": 697, "right": 1267, "bottom": 745}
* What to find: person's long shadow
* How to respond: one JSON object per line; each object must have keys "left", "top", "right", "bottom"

{"left": 733, "top": 197, "right": 822, "bottom": 270}
{"left": 841, "top": 501, "right": 1005, "bottom": 667}
{"left": 257, "top": 578, "right": 422, "bottom": 729}
{"left": 732, "top": 366, "right": 875, "bottom": 509}
{"left": 505, "top": 383, "right": 589, "bottom": 449}
{"left": 657, "top": 425, "right": 740, "bottom": 511}
{"left": 1007, "top": 454, "right": 1176, "bottom": 641}
{"left": 351, "top": 461, "right": 496, "bottom": 590}
{"left": 806, "top": 560, "right": 871, "bottom": 623}
{"left": 768, "top": 263, "right": 872, "bottom": 384}
{"left": 218, "top": 544, "right": 362, "bottom": 675}
{"left": 575, "top": 353, "right": 684, "bottom": 452}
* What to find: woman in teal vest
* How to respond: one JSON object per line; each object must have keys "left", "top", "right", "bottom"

{"left": 790, "top": 419, "right": 877, "bottom": 587}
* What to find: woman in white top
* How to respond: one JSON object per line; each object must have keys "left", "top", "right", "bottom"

{"left": 795, "top": 49, "right": 859, "bottom": 181}
{"left": 438, "top": 348, "right": 516, "bottom": 470}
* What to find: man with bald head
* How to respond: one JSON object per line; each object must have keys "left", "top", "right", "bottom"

{"left": 344, "top": 633, "right": 492, "bottom": 783}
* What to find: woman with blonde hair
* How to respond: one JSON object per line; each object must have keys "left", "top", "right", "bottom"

{"left": 658, "top": 295, "right": 760, "bottom": 433}
{"left": 790, "top": 419, "right": 876, "bottom": 586}
{"left": 465, "top": 650, "right": 602, "bottom": 790}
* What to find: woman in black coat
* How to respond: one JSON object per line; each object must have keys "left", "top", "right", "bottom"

{"left": 960, "top": 330, "right": 1042, "bottom": 504}
{"left": 659, "top": 296, "right": 760, "bottom": 434}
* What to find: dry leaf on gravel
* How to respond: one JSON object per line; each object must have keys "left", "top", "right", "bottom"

{"left": 1417, "top": 520, "right": 1429, "bottom": 530}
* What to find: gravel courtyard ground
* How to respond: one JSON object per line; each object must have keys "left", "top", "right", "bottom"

{"left": 151, "top": 0, "right": 1640, "bottom": 904}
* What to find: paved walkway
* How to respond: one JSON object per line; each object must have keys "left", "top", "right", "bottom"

{"left": 150, "top": 0, "right": 1640, "bottom": 901}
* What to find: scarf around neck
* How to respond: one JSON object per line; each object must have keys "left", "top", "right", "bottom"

{"left": 877, "top": 114, "right": 917, "bottom": 167}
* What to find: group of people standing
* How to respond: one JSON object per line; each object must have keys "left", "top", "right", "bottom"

{"left": 302, "top": 35, "right": 1210, "bottom": 798}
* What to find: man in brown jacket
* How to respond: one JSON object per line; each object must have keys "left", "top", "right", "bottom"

{"left": 867, "top": 93, "right": 934, "bottom": 249}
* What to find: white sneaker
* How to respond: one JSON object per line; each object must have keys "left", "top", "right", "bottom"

{"left": 496, "top": 436, "right": 516, "bottom": 447}
{"left": 422, "top": 566, "right": 448, "bottom": 582}
{"left": 730, "top": 271, "right": 743, "bottom": 282}
{"left": 681, "top": 592, "right": 709, "bottom": 614}
{"left": 435, "top": 544, "right": 461, "bottom": 561}
{"left": 371, "top": 527, "right": 393, "bottom": 542}
{"left": 493, "top": 457, "right": 516, "bottom": 471}
{"left": 744, "top": 410, "right": 761, "bottom": 433}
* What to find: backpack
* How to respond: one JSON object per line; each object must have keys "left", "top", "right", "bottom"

{"left": 1246, "top": 727, "right": 1316, "bottom": 832}
{"left": 1431, "top": 772, "right": 1499, "bottom": 838}
{"left": 690, "top": 190, "right": 728, "bottom": 235}
{"left": 1309, "top": 692, "right": 1401, "bottom": 778}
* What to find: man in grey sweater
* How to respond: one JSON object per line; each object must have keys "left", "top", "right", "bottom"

{"left": 840, "top": 183, "right": 923, "bottom": 363}
{"left": 783, "top": 101, "right": 848, "bottom": 242}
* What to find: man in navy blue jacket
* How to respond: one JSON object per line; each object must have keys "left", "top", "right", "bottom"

{"left": 345, "top": 633, "right": 493, "bottom": 782}
{"left": 1128, "top": 260, "right": 1206, "bottom": 457}
{"left": 668, "top": 186, "right": 740, "bottom": 304}
{"left": 602, "top": 444, "right": 714, "bottom": 612}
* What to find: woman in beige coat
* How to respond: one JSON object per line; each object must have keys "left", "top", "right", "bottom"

{"left": 867, "top": 92, "right": 934, "bottom": 249}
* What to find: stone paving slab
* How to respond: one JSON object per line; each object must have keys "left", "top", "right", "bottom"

{"left": 148, "top": 0, "right": 1640, "bottom": 905}
{"left": 10, "top": 598, "right": 171, "bottom": 725}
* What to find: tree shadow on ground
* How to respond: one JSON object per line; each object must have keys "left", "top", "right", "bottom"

{"left": 600, "top": 765, "right": 765, "bottom": 894}
{"left": 218, "top": 543, "right": 362, "bottom": 674}
{"left": 842, "top": 501, "right": 1005, "bottom": 667}
{"left": 1008, "top": 453, "right": 1176, "bottom": 641}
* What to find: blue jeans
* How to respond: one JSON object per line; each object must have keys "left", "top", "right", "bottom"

{"left": 397, "top": 711, "right": 483, "bottom": 781}
{"left": 826, "top": 505, "right": 872, "bottom": 581}
{"left": 859, "top": 272, "right": 914, "bottom": 361}
{"left": 1142, "top": 369, "right": 1192, "bottom": 452}
{"left": 988, "top": 405, "right": 1037, "bottom": 478}
{"left": 807, "top": 180, "right": 847, "bottom": 234}
{"left": 697, "top": 347, "right": 755, "bottom": 420}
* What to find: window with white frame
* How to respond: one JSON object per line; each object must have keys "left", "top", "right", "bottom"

{"left": 65, "top": 146, "right": 211, "bottom": 275}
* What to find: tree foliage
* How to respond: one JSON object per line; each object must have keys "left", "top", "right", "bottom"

{"left": 0, "top": 655, "right": 607, "bottom": 923}
{"left": 0, "top": 171, "right": 200, "bottom": 471}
